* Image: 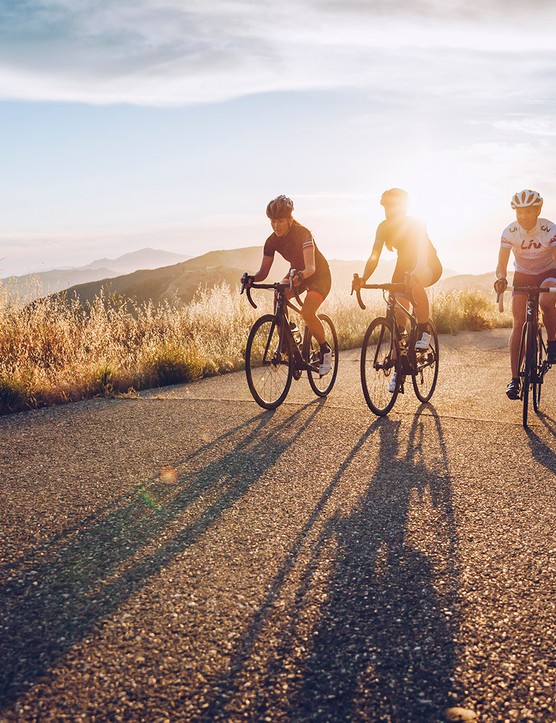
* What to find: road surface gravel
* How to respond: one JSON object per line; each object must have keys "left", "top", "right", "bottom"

{"left": 0, "top": 328, "right": 555, "bottom": 721}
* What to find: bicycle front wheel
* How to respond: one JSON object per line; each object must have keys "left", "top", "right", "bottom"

{"left": 532, "top": 327, "right": 545, "bottom": 412}
{"left": 412, "top": 320, "right": 439, "bottom": 403}
{"left": 304, "top": 314, "right": 339, "bottom": 397}
{"left": 361, "top": 317, "right": 400, "bottom": 416}
{"left": 518, "top": 322, "right": 532, "bottom": 427}
{"left": 245, "top": 314, "right": 293, "bottom": 409}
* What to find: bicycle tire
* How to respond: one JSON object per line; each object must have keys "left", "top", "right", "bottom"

{"left": 532, "top": 327, "right": 545, "bottom": 412}
{"left": 304, "top": 314, "right": 339, "bottom": 397}
{"left": 518, "top": 322, "right": 532, "bottom": 427}
{"left": 361, "top": 317, "right": 400, "bottom": 416}
{"left": 245, "top": 314, "right": 293, "bottom": 409}
{"left": 412, "top": 320, "right": 439, "bottom": 403}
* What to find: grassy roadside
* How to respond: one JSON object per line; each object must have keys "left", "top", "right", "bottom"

{"left": 0, "top": 283, "right": 511, "bottom": 415}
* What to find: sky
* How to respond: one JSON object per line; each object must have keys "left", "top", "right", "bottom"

{"left": 1, "top": 0, "right": 556, "bottom": 278}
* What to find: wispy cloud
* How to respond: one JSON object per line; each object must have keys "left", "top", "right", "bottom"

{"left": 1, "top": 0, "right": 555, "bottom": 106}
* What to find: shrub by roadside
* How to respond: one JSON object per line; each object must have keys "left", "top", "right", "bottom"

{"left": 0, "top": 283, "right": 509, "bottom": 415}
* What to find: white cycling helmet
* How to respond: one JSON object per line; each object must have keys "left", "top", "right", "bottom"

{"left": 511, "top": 189, "right": 543, "bottom": 209}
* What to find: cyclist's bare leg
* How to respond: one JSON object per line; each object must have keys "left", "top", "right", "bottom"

{"left": 510, "top": 295, "right": 527, "bottom": 378}
{"left": 299, "top": 291, "right": 326, "bottom": 345}
{"left": 540, "top": 279, "right": 556, "bottom": 340}
{"left": 395, "top": 296, "right": 411, "bottom": 331}
{"left": 406, "top": 276, "right": 430, "bottom": 325}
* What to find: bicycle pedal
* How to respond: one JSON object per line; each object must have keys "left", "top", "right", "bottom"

{"left": 293, "top": 369, "right": 302, "bottom": 380}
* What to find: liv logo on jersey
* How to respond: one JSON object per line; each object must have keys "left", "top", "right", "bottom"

{"left": 521, "top": 239, "right": 542, "bottom": 250}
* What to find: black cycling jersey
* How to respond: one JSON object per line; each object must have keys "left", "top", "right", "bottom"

{"left": 376, "top": 216, "right": 442, "bottom": 285}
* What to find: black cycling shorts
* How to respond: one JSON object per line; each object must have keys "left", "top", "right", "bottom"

{"left": 299, "top": 267, "right": 332, "bottom": 301}
{"left": 512, "top": 268, "right": 556, "bottom": 296}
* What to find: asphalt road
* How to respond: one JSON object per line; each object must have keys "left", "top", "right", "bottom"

{"left": 0, "top": 328, "right": 555, "bottom": 722}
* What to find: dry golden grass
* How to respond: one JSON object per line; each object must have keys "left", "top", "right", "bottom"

{"left": 0, "top": 282, "right": 510, "bottom": 414}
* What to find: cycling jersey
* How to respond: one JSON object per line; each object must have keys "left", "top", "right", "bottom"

{"left": 375, "top": 216, "right": 442, "bottom": 286}
{"left": 500, "top": 218, "right": 556, "bottom": 275}
{"left": 264, "top": 220, "right": 331, "bottom": 298}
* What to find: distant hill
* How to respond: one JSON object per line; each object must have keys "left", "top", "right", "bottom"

{"left": 23, "top": 245, "right": 499, "bottom": 309}
{"left": 52, "top": 247, "right": 285, "bottom": 308}
{"left": 436, "top": 271, "right": 505, "bottom": 294}
{"left": 45, "top": 246, "right": 500, "bottom": 309}
{"left": 0, "top": 248, "right": 190, "bottom": 304}
{"left": 81, "top": 248, "right": 188, "bottom": 275}
{"left": 50, "top": 248, "right": 405, "bottom": 308}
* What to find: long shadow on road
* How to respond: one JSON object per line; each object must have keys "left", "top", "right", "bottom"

{"left": 0, "top": 401, "right": 324, "bottom": 711}
{"left": 206, "top": 406, "right": 463, "bottom": 722}
{"left": 526, "top": 410, "right": 556, "bottom": 474}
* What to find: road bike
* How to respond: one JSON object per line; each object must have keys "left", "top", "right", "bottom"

{"left": 498, "top": 285, "right": 556, "bottom": 427}
{"left": 240, "top": 271, "right": 339, "bottom": 409}
{"left": 352, "top": 274, "right": 439, "bottom": 416}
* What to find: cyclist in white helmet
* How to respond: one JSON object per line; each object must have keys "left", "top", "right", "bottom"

{"left": 494, "top": 189, "right": 556, "bottom": 399}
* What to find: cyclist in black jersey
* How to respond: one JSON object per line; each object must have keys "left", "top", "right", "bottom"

{"left": 354, "top": 188, "right": 442, "bottom": 350}
{"left": 246, "top": 195, "right": 333, "bottom": 374}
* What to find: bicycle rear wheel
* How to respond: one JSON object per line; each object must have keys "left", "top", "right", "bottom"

{"left": 412, "top": 320, "right": 439, "bottom": 403}
{"left": 245, "top": 314, "right": 293, "bottom": 409}
{"left": 361, "top": 317, "right": 400, "bottom": 416}
{"left": 304, "top": 314, "right": 339, "bottom": 397}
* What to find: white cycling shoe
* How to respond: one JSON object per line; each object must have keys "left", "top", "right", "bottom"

{"left": 388, "top": 371, "right": 397, "bottom": 393}
{"left": 415, "top": 332, "right": 431, "bottom": 350}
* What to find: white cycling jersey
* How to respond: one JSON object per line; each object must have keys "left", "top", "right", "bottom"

{"left": 500, "top": 218, "right": 556, "bottom": 275}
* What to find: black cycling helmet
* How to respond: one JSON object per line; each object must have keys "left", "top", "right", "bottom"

{"left": 266, "top": 195, "right": 294, "bottom": 219}
{"left": 380, "top": 188, "right": 409, "bottom": 206}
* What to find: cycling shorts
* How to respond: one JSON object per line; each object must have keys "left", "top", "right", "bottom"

{"left": 299, "top": 267, "right": 332, "bottom": 301}
{"left": 392, "top": 254, "right": 443, "bottom": 288}
{"left": 512, "top": 268, "right": 556, "bottom": 297}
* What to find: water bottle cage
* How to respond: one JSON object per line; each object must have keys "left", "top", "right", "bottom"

{"left": 289, "top": 321, "right": 302, "bottom": 346}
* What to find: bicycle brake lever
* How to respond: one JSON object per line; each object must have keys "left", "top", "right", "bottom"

{"left": 352, "top": 274, "right": 366, "bottom": 310}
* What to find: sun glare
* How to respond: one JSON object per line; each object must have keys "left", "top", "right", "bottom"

{"left": 392, "top": 151, "right": 501, "bottom": 273}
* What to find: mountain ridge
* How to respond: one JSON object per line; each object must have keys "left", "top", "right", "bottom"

{"left": 2, "top": 244, "right": 498, "bottom": 307}
{"left": 0, "top": 247, "right": 190, "bottom": 304}
{"left": 48, "top": 247, "right": 496, "bottom": 309}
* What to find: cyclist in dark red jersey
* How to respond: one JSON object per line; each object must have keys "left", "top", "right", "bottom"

{"left": 247, "top": 195, "right": 333, "bottom": 374}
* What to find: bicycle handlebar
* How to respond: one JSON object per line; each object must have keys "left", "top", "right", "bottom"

{"left": 351, "top": 273, "right": 407, "bottom": 310}
{"left": 240, "top": 271, "right": 304, "bottom": 309}
{"left": 496, "top": 285, "right": 556, "bottom": 312}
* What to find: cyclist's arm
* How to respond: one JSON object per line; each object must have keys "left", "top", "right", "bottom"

{"left": 495, "top": 246, "right": 511, "bottom": 281}
{"left": 361, "top": 238, "right": 384, "bottom": 282}
{"left": 252, "top": 253, "right": 274, "bottom": 282}
{"left": 287, "top": 237, "right": 317, "bottom": 286}
{"left": 300, "top": 243, "right": 316, "bottom": 281}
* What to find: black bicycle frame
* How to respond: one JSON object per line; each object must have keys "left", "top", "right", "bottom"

{"left": 262, "top": 286, "right": 317, "bottom": 373}
{"left": 520, "top": 291, "right": 548, "bottom": 385}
